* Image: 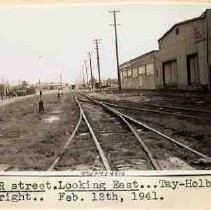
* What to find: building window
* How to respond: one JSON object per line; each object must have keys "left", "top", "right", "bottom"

{"left": 123, "top": 71, "right": 127, "bottom": 78}
{"left": 132, "top": 67, "right": 138, "bottom": 77}
{"left": 127, "top": 69, "right": 132, "bottom": 77}
{"left": 146, "top": 64, "right": 154, "bottom": 76}
{"left": 176, "top": 27, "right": 180, "bottom": 35}
{"left": 138, "top": 66, "right": 146, "bottom": 75}
{"left": 139, "top": 76, "right": 143, "bottom": 87}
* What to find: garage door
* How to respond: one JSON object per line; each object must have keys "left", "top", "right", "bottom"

{"left": 187, "top": 53, "right": 200, "bottom": 85}
{"left": 163, "top": 60, "right": 178, "bottom": 86}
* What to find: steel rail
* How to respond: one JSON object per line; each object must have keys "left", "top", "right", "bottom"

{"left": 75, "top": 96, "right": 112, "bottom": 171}
{"left": 84, "top": 95, "right": 211, "bottom": 163}
{"left": 142, "top": 103, "right": 211, "bottom": 114}
{"left": 96, "top": 101, "right": 211, "bottom": 121}
{"left": 79, "top": 94, "right": 160, "bottom": 170}
{"left": 48, "top": 109, "right": 83, "bottom": 171}
{"left": 104, "top": 105, "right": 160, "bottom": 170}
{"left": 117, "top": 111, "right": 211, "bottom": 162}
{"left": 49, "top": 94, "right": 112, "bottom": 171}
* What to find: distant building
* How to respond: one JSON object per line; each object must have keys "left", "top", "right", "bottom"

{"left": 0, "top": 83, "right": 5, "bottom": 98}
{"left": 48, "top": 83, "right": 63, "bottom": 90}
{"left": 120, "top": 9, "right": 211, "bottom": 91}
{"left": 120, "top": 50, "right": 158, "bottom": 89}
{"left": 32, "top": 82, "right": 63, "bottom": 91}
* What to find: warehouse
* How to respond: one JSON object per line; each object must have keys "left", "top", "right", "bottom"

{"left": 157, "top": 9, "right": 211, "bottom": 90}
{"left": 120, "top": 9, "right": 211, "bottom": 91}
{"left": 120, "top": 50, "right": 159, "bottom": 89}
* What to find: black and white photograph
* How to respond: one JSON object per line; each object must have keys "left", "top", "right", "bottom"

{"left": 0, "top": 2, "right": 211, "bottom": 171}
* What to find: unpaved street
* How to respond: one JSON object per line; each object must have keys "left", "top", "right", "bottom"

{"left": 0, "top": 92, "right": 79, "bottom": 170}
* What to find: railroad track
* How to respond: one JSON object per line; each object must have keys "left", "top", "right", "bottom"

{"left": 81, "top": 94, "right": 211, "bottom": 169}
{"left": 142, "top": 103, "right": 211, "bottom": 114}
{"left": 88, "top": 99, "right": 211, "bottom": 121}
{"left": 130, "top": 101, "right": 211, "bottom": 118}
{"left": 49, "top": 93, "right": 160, "bottom": 171}
{"left": 49, "top": 93, "right": 211, "bottom": 171}
{"left": 48, "top": 99, "right": 105, "bottom": 171}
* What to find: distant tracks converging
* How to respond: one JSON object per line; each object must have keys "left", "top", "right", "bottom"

{"left": 49, "top": 93, "right": 211, "bottom": 171}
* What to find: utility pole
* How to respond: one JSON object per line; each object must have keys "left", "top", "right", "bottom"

{"left": 59, "top": 74, "right": 62, "bottom": 86}
{"left": 109, "top": 9, "right": 121, "bottom": 91}
{"left": 88, "top": 52, "right": 94, "bottom": 90}
{"left": 84, "top": 60, "right": 89, "bottom": 88}
{"left": 206, "top": 9, "right": 210, "bottom": 89}
{"left": 81, "top": 64, "right": 85, "bottom": 89}
{"left": 93, "top": 39, "right": 102, "bottom": 90}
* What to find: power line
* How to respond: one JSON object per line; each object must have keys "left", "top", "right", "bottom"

{"left": 93, "top": 39, "right": 102, "bottom": 89}
{"left": 109, "top": 9, "right": 121, "bottom": 91}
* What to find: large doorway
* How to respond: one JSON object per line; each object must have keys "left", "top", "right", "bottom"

{"left": 162, "top": 60, "right": 178, "bottom": 86}
{"left": 187, "top": 53, "right": 200, "bottom": 85}
{"left": 209, "top": 65, "right": 211, "bottom": 83}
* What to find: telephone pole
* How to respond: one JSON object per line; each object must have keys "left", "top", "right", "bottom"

{"left": 93, "top": 39, "right": 102, "bottom": 89}
{"left": 206, "top": 9, "right": 210, "bottom": 89}
{"left": 81, "top": 65, "right": 85, "bottom": 89}
{"left": 109, "top": 9, "right": 121, "bottom": 91}
{"left": 88, "top": 52, "right": 94, "bottom": 90}
{"left": 84, "top": 60, "right": 89, "bottom": 88}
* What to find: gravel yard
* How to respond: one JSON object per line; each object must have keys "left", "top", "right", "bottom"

{"left": 88, "top": 90, "right": 211, "bottom": 169}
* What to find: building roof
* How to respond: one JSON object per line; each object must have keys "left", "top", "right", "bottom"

{"left": 120, "top": 50, "right": 158, "bottom": 68}
{"left": 158, "top": 11, "right": 206, "bottom": 42}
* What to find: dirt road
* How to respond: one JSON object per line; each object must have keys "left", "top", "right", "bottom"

{"left": 0, "top": 91, "right": 79, "bottom": 171}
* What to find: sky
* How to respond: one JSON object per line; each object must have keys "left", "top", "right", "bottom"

{"left": 0, "top": 3, "right": 210, "bottom": 85}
